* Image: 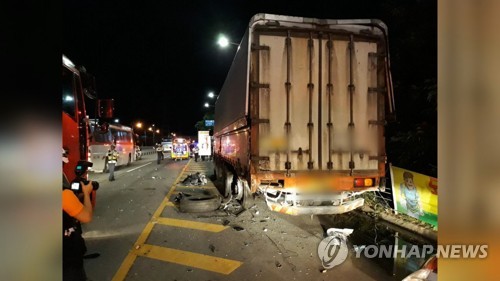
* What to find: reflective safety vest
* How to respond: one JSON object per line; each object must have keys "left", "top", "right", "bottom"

{"left": 107, "top": 149, "right": 118, "bottom": 163}
{"left": 156, "top": 145, "right": 163, "bottom": 152}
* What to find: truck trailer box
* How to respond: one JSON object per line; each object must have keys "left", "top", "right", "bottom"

{"left": 214, "top": 14, "right": 395, "bottom": 215}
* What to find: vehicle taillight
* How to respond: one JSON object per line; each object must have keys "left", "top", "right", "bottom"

{"left": 354, "top": 178, "right": 375, "bottom": 187}
{"left": 422, "top": 255, "right": 438, "bottom": 273}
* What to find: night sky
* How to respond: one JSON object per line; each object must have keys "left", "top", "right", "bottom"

{"left": 63, "top": 0, "right": 436, "bottom": 139}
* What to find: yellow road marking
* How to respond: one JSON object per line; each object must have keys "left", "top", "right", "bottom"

{"left": 112, "top": 159, "right": 192, "bottom": 281}
{"left": 136, "top": 244, "right": 242, "bottom": 275}
{"left": 154, "top": 217, "right": 228, "bottom": 232}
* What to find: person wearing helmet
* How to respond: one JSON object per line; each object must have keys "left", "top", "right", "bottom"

{"left": 106, "top": 144, "right": 119, "bottom": 181}
{"left": 155, "top": 142, "right": 164, "bottom": 164}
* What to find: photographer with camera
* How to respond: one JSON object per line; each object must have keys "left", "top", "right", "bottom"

{"left": 63, "top": 152, "right": 97, "bottom": 280}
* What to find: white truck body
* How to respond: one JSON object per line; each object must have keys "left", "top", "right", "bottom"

{"left": 214, "top": 14, "right": 395, "bottom": 215}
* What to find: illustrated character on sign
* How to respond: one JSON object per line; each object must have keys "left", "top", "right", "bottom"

{"left": 400, "top": 171, "right": 424, "bottom": 219}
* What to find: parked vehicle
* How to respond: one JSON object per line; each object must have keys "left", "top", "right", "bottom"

{"left": 161, "top": 138, "right": 173, "bottom": 153}
{"left": 63, "top": 55, "right": 111, "bottom": 207}
{"left": 402, "top": 255, "right": 437, "bottom": 281}
{"left": 88, "top": 121, "right": 136, "bottom": 172}
{"left": 171, "top": 138, "right": 190, "bottom": 161}
{"left": 135, "top": 145, "right": 142, "bottom": 160}
{"left": 213, "top": 14, "right": 395, "bottom": 213}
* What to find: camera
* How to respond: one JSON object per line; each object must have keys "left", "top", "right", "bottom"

{"left": 70, "top": 160, "right": 99, "bottom": 194}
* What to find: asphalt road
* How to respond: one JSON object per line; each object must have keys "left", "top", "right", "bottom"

{"left": 82, "top": 153, "right": 433, "bottom": 281}
{"left": 84, "top": 152, "right": 186, "bottom": 281}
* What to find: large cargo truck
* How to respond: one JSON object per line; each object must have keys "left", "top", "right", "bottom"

{"left": 213, "top": 14, "right": 395, "bottom": 215}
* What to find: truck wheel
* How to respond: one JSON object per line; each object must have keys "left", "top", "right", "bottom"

{"left": 214, "top": 161, "right": 223, "bottom": 180}
{"left": 238, "top": 180, "right": 254, "bottom": 209}
{"left": 223, "top": 169, "right": 233, "bottom": 198}
{"left": 179, "top": 195, "right": 221, "bottom": 213}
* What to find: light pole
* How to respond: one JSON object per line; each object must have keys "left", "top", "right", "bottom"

{"left": 148, "top": 127, "right": 154, "bottom": 145}
{"left": 151, "top": 124, "right": 156, "bottom": 144}
{"left": 136, "top": 122, "right": 147, "bottom": 145}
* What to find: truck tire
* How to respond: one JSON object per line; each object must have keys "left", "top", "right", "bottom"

{"left": 239, "top": 180, "right": 254, "bottom": 209}
{"left": 179, "top": 195, "right": 221, "bottom": 213}
{"left": 223, "top": 169, "right": 233, "bottom": 198}
{"left": 215, "top": 160, "right": 224, "bottom": 180}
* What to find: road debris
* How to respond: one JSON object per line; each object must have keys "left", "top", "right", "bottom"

{"left": 326, "top": 228, "right": 354, "bottom": 239}
{"left": 275, "top": 261, "right": 282, "bottom": 268}
{"left": 180, "top": 172, "right": 208, "bottom": 186}
{"left": 232, "top": 226, "right": 245, "bottom": 231}
{"left": 209, "top": 244, "right": 215, "bottom": 253}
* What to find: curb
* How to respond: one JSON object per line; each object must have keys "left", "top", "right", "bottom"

{"left": 359, "top": 205, "right": 437, "bottom": 242}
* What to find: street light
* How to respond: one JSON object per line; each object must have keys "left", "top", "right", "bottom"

{"left": 114, "top": 118, "right": 119, "bottom": 123}
{"left": 204, "top": 102, "right": 215, "bottom": 108}
{"left": 217, "top": 34, "right": 239, "bottom": 48}
{"left": 208, "top": 91, "right": 217, "bottom": 99}
{"left": 148, "top": 127, "right": 158, "bottom": 144}
{"left": 135, "top": 122, "right": 147, "bottom": 145}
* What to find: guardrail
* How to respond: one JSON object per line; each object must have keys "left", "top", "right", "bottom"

{"left": 141, "top": 148, "right": 156, "bottom": 156}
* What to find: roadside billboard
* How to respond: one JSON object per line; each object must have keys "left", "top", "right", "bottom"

{"left": 390, "top": 165, "right": 438, "bottom": 228}
{"left": 198, "top": 130, "right": 211, "bottom": 156}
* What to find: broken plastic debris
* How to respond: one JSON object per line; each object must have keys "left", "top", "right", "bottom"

{"left": 263, "top": 228, "right": 268, "bottom": 232}
{"left": 275, "top": 261, "right": 282, "bottom": 268}
{"left": 232, "top": 226, "right": 244, "bottom": 231}
{"left": 326, "top": 228, "right": 354, "bottom": 237}
{"left": 321, "top": 269, "right": 327, "bottom": 273}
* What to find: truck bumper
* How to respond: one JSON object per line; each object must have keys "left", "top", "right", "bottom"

{"left": 266, "top": 198, "right": 364, "bottom": 215}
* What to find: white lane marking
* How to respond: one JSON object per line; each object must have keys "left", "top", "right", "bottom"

{"left": 126, "top": 162, "right": 152, "bottom": 172}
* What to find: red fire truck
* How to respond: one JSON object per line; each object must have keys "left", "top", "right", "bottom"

{"left": 62, "top": 54, "right": 112, "bottom": 207}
